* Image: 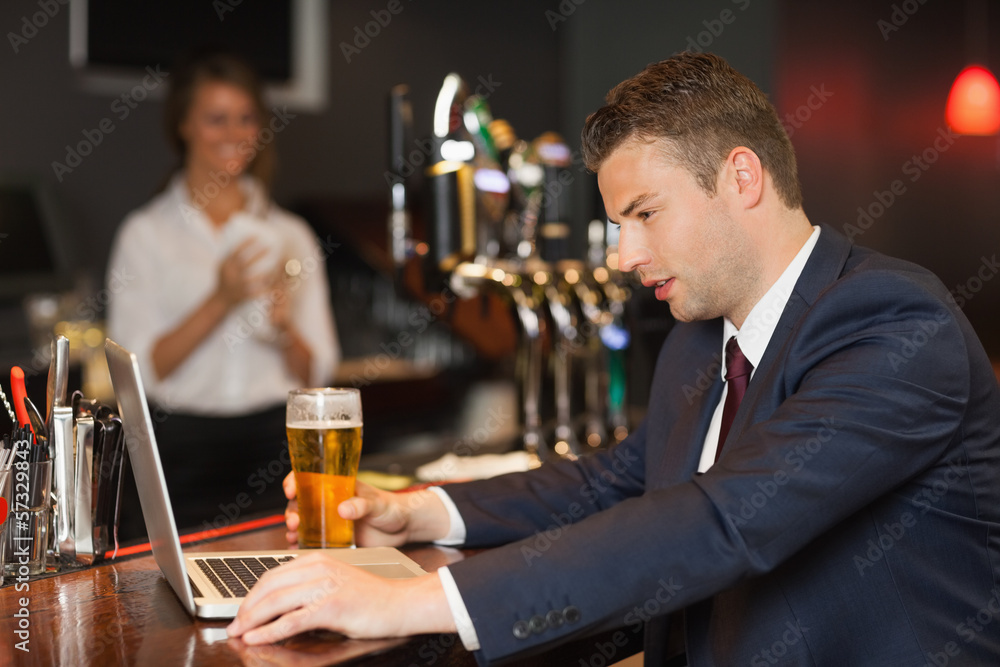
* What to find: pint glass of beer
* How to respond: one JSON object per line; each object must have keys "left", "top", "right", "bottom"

{"left": 286, "top": 388, "right": 363, "bottom": 548}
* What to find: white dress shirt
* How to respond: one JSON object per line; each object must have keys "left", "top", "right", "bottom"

{"left": 106, "top": 173, "right": 340, "bottom": 415}
{"left": 435, "top": 226, "right": 822, "bottom": 652}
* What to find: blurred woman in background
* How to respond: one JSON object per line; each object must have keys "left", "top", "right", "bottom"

{"left": 107, "top": 50, "right": 339, "bottom": 536}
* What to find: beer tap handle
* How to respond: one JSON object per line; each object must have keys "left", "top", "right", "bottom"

{"left": 601, "top": 278, "right": 632, "bottom": 443}
{"left": 583, "top": 335, "right": 609, "bottom": 449}
{"left": 545, "top": 282, "right": 582, "bottom": 459}
{"left": 509, "top": 283, "right": 547, "bottom": 464}
{"left": 387, "top": 84, "right": 414, "bottom": 275}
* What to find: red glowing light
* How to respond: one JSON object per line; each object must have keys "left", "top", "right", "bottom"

{"left": 946, "top": 65, "right": 1000, "bottom": 135}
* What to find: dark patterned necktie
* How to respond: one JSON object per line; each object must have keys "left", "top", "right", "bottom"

{"left": 716, "top": 336, "right": 753, "bottom": 462}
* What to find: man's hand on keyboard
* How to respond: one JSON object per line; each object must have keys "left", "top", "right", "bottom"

{"left": 226, "top": 551, "right": 455, "bottom": 643}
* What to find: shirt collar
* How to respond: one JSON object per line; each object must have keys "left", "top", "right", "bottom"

{"left": 168, "top": 171, "right": 267, "bottom": 228}
{"left": 723, "top": 225, "right": 821, "bottom": 373}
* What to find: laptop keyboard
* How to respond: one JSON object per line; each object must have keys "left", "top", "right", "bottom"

{"left": 194, "top": 555, "right": 296, "bottom": 598}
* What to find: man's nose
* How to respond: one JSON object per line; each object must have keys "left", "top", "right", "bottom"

{"left": 617, "top": 224, "right": 651, "bottom": 273}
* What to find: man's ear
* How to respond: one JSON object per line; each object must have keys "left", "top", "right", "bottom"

{"left": 726, "top": 147, "right": 763, "bottom": 209}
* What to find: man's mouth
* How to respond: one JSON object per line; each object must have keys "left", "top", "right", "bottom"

{"left": 643, "top": 277, "right": 674, "bottom": 300}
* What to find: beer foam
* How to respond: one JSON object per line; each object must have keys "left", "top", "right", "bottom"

{"left": 286, "top": 420, "right": 362, "bottom": 429}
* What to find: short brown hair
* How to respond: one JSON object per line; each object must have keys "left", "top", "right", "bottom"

{"left": 163, "top": 50, "right": 274, "bottom": 189}
{"left": 581, "top": 52, "right": 802, "bottom": 209}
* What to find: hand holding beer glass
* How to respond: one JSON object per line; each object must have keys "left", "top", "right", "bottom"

{"left": 286, "top": 388, "right": 363, "bottom": 548}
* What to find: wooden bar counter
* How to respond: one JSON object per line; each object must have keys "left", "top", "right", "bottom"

{"left": 0, "top": 520, "right": 477, "bottom": 667}
{"left": 0, "top": 519, "right": 644, "bottom": 666}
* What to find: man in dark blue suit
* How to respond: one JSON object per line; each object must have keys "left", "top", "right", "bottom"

{"left": 229, "top": 53, "right": 1000, "bottom": 665}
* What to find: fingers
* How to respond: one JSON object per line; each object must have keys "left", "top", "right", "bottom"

{"left": 229, "top": 555, "right": 357, "bottom": 644}
{"left": 223, "top": 240, "right": 269, "bottom": 283}
{"left": 285, "top": 480, "right": 411, "bottom": 548}
{"left": 218, "top": 238, "right": 277, "bottom": 304}
{"left": 231, "top": 238, "right": 270, "bottom": 268}
{"left": 284, "top": 473, "right": 300, "bottom": 545}
{"left": 336, "top": 481, "right": 376, "bottom": 520}
{"left": 228, "top": 555, "right": 452, "bottom": 644}
{"left": 348, "top": 482, "right": 413, "bottom": 544}
{"left": 284, "top": 504, "right": 299, "bottom": 546}
{"left": 239, "top": 596, "right": 323, "bottom": 645}
{"left": 337, "top": 496, "right": 371, "bottom": 521}
{"left": 232, "top": 585, "right": 327, "bottom": 644}
{"left": 229, "top": 556, "right": 328, "bottom": 632}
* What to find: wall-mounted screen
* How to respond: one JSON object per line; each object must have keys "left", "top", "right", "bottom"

{"left": 69, "top": 0, "right": 327, "bottom": 111}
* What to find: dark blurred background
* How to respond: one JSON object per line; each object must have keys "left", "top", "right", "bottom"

{"left": 0, "top": 0, "right": 998, "bottom": 453}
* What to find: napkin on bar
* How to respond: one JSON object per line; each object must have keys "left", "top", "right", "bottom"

{"left": 415, "top": 451, "right": 535, "bottom": 483}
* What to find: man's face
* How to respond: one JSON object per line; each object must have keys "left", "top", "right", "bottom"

{"left": 598, "top": 138, "right": 761, "bottom": 324}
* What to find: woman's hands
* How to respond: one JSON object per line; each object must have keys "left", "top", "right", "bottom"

{"left": 152, "top": 237, "right": 276, "bottom": 379}
{"left": 216, "top": 238, "right": 274, "bottom": 307}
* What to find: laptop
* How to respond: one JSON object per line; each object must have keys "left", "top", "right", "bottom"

{"left": 104, "top": 338, "right": 426, "bottom": 619}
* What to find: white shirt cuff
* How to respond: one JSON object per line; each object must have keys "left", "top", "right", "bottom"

{"left": 429, "top": 486, "right": 467, "bottom": 546}
{"left": 437, "top": 566, "right": 481, "bottom": 651}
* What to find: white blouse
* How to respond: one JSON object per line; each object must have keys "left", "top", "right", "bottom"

{"left": 107, "top": 173, "right": 340, "bottom": 416}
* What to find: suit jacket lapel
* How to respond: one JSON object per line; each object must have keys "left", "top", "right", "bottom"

{"left": 649, "top": 318, "right": 726, "bottom": 485}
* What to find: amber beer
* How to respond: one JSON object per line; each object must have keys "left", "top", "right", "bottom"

{"left": 286, "top": 389, "right": 363, "bottom": 548}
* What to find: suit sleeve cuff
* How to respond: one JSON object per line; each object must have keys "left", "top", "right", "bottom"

{"left": 429, "top": 485, "right": 467, "bottom": 546}
{"left": 437, "top": 566, "right": 481, "bottom": 651}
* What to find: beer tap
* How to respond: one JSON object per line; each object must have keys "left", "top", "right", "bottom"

{"left": 411, "top": 72, "right": 636, "bottom": 461}
{"left": 510, "top": 270, "right": 548, "bottom": 464}
{"left": 531, "top": 133, "right": 582, "bottom": 460}
{"left": 423, "top": 73, "right": 512, "bottom": 292}
{"left": 420, "top": 73, "right": 547, "bottom": 459}
{"left": 423, "top": 73, "right": 477, "bottom": 291}
{"left": 545, "top": 263, "right": 584, "bottom": 459}
{"left": 387, "top": 84, "right": 414, "bottom": 277}
{"left": 488, "top": 227, "right": 555, "bottom": 462}
{"left": 571, "top": 219, "right": 637, "bottom": 448}
{"left": 573, "top": 231, "right": 612, "bottom": 449}
{"left": 596, "top": 242, "right": 633, "bottom": 444}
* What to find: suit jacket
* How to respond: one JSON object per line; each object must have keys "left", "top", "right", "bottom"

{"left": 445, "top": 226, "right": 1000, "bottom": 665}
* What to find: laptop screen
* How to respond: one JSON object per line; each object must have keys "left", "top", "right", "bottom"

{"left": 105, "top": 338, "right": 198, "bottom": 614}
